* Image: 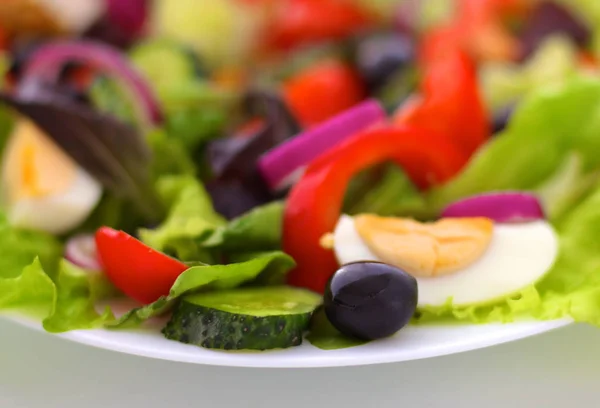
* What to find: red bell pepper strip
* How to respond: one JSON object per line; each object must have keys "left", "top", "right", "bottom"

{"left": 283, "top": 126, "right": 469, "bottom": 293}
{"left": 95, "top": 227, "right": 188, "bottom": 304}
{"left": 264, "top": 0, "right": 374, "bottom": 51}
{"left": 394, "top": 49, "right": 490, "bottom": 156}
{"left": 283, "top": 59, "right": 366, "bottom": 128}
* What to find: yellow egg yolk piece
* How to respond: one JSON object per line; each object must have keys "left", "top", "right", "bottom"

{"left": 354, "top": 214, "right": 494, "bottom": 277}
{"left": 2, "top": 119, "right": 77, "bottom": 201}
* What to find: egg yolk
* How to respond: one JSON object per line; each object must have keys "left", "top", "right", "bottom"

{"left": 354, "top": 214, "right": 494, "bottom": 277}
{"left": 2, "top": 119, "right": 76, "bottom": 201}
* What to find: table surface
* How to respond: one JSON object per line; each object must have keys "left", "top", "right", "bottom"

{"left": 1, "top": 319, "right": 598, "bottom": 408}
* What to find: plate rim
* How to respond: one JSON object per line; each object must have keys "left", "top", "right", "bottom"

{"left": 2, "top": 314, "right": 573, "bottom": 368}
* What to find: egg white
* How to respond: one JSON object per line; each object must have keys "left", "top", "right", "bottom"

{"left": 333, "top": 215, "right": 559, "bottom": 307}
{"left": 8, "top": 168, "right": 102, "bottom": 235}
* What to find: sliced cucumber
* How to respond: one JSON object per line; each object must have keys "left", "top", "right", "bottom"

{"left": 162, "top": 286, "right": 321, "bottom": 351}
{"left": 130, "top": 39, "right": 203, "bottom": 97}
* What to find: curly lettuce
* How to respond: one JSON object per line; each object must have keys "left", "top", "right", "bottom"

{"left": 0, "top": 215, "right": 114, "bottom": 332}
{"left": 480, "top": 35, "right": 579, "bottom": 114}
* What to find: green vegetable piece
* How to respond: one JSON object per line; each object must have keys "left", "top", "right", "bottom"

{"left": 147, "top": 129, "right": 196, "bottom": 180}
{"left": 130, "top": 38, "right": 202, "bottom": 101}
{"left": 0, "top": 258, "right": 115, "bottom": 332}
{"left": 139, "top": 175, "right": 226, "bottom": 260}
{"left": 480, "top": 35, "right": 578, "bottom": 113}
{"left": 203, "top": 201, "right": 284, "bottom": 251}
{"left": 306, "top": 307, "right": 368, "bottom": 351}
{"left": 163, "top": 286, "right": 321, "bottom": 350}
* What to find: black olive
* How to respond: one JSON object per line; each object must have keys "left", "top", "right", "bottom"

{"left": 204, "top": 89, "right": 300, "bottom": 218}
{"left": 324, "top": 261, "right": 418, "bottom": 341}
{"left": 351, "top": 31, "right": 415, "bottom": 93}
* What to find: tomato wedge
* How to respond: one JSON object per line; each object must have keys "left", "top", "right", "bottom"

{"left": 284, "top": 126, "right": 468, "bottom": 293}
{"left": 95, "top": 227, "right": 188, "bottom": 304}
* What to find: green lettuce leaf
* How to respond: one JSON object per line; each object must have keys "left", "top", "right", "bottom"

{"left": 429, "top": 75, "right": 600, "bottom": 215}
{"left": 203, "top": 201, "right": 284, "bottom": 251}
{"left": 0, "top": 215, "right": 63, "bottom": 279}
{"left": 0, "top": 258, "right": 115, "bottom": 333}
{"left": 480, "top": 35, "right": 579, "bottom": 113}
{"left": 41, "top": 261, "right": 115, "bottom": 332}
{"left": 164, "top": 100, "right": 228, "bottom": 151}
{"left": 139, "top": 175, "right": 226, "bottom": 260}
{"left": 108, "top": 251, "right": 295, "bottom": 328}
{"left": 148, "top": 129, "right": 196, "bottom": 180}
{"left": 0, "top": 210, "right": 114, "bottom": 331}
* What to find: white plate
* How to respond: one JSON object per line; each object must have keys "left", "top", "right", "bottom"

{"left": 3, "top": 311, "right": 572, "bottom": 368}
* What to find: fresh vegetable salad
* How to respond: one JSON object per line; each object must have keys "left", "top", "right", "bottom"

{"left": 0, "top": 0, "right": 599, "bottom": 352}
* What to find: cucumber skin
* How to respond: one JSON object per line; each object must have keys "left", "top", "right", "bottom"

{"left": 162, "top": 301, "right": 312, "bottom": 351}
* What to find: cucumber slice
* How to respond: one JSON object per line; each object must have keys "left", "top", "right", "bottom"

{"left": 130, "top": 39, "right": 203, "bottom": 97}
{"left": 163, "top": 286, "right": 321, "bottom": 351}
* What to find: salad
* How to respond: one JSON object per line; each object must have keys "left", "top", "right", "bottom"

{"left": 0, "top": 0, "right": 600, "bottom": 352}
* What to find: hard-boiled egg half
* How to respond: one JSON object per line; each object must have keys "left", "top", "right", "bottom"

{"left": 329, "top": 214, "right": 558, "bottom": 307}
{"left": 1, "top": 119, "right": 102, "bottom": 235}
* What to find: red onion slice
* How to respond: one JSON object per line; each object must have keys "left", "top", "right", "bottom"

{"left": 258, "top": 99, "right": 386, "bottom": 192}
{"left": 441, "top": 192, "right": 546, "bottom": 223}
{"left": 65, "top": 234, "right": 102, "bottom": 271}
{"left": 22, "top": 40, "right": 162, "bottom": 127}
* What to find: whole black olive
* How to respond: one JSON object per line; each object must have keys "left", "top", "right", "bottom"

{"left": 324, "top": 261, "right": 418, "bottom": 341}
{"left": 351, "top": 31, "right": 415, "bottom": 93}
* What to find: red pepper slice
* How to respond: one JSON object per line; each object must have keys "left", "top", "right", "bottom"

{"left": 283, "top": 126, "right": 469, "bottom": 293}
{"left": 394, "top": 50, "right": 490, "bottom": 156}
{"left": 95, "top": 227, "right": 188, "bottom": 304}
{"left": 265, "top": 0, "right": 374, "bottom": 51}
{"left": 283, "top": 59, "right": 366, "bottom": 128}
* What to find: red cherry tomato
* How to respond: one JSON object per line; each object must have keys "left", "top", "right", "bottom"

{"left": 283, "top": 60, "right": 366, "bottom": 128}
{"left": 95, "top": 227, "right": 188, "bottom": 304}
